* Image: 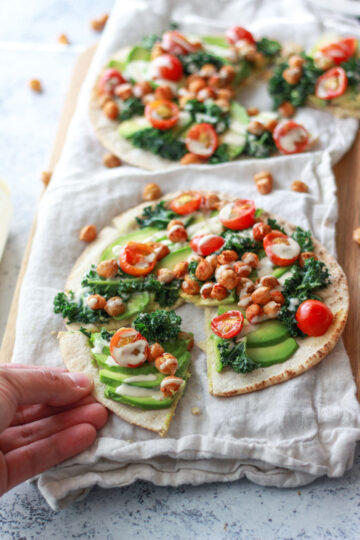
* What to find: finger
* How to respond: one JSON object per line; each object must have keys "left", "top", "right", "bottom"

{"left": 2, "top": 364, "right": 66, "bottom": 372}
{"left": 10, "top": 396, "right": 97, "bottom": 426}
{"left": 4, "top": 423, "right": 97, "bottom": 493}
{"left": 0, "top": 403, "right": 108, "bottom": 453}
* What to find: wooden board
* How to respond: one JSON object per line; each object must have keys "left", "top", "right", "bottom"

{"left": 1, "top": 44, "right": 359, "bottom": 399}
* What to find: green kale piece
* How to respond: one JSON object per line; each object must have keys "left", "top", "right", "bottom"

{"left": 53, "top": 292, "right": 109, "bottom": 324}
{"left": 291, "top": 226, "right": 314, "bottom": 252}
{"left": 179, "top": 51, "right": 224, "bottom": 74}
{"left": 220, "top": 230, "right": 261, "bottom": 256}
{"left": 187, "top": 260, "right": 199, "bottom": 279}
{"left": 133, "top": 309, "right": 182, "bottom": 343}
{"left": 185, "top": 100, "right": 230, "bottom": 134}
{"left": 129, "top": 128, "right": 187, "bottom": 161}
{"left": 256, "top": 38, "right": 281, "bottom": 58}
{"left": 80, "top": 326, "right": 92, "bottom": 338}
{"left": 267, "top": 218, "right": 286, "bottom": 234}
{"left": 245, "top": 131, "right": 277, "bottom": 158}
{"left": 209, "top": 144, "right": 230, "bottom": 164}
{"left": 135, "top": 201, "right": 177, "bottom": 229}
{"left": 340, "top": 57, "right": 360, "bottom": 87}
{"left": 119, "top": 97, "right": 144, "bottom": 121}
{"left": 143, "top": 274, "right": 181, "bottom": 307}
{"left": 217, "top": 339, "right": 260, "bottom": 373}
{"left": 140, "top": 33, "right": 161, "bottom": 51}
{"left": 100, "top": 328, "right": 113, "bottom": 342}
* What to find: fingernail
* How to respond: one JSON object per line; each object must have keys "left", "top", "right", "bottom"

{"left": 67, "top": 373, "right": 91, "bottom": 388}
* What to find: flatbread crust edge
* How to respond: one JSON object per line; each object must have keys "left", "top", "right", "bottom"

{"left": 204, "top": 211, "right": 349, "bottom": 396}
{"left": 309, "top": 102, "right": 360, "bottom": 119}
{"left": 58, "top": 331, "right": 186, "bottom": 437}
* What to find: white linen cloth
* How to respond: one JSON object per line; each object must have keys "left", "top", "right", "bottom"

{"left": 11, "top": 0, "right": 360, "bottom": 510}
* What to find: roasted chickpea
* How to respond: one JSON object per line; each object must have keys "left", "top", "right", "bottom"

{"left": 41, "top": 171, "right": 52, "bottom": 186}
{"left": 157, "top": 268, "right": 175, "bottom": 284}
{"left": 181, "top": 276, "right": 200, "bottom": 295}
{"left": 288, "top": 55, "right": 305, "bottom": 69}
{"left": 149, "top": 342, "right": 165, "bottom": 362}
{"left": 208, "top": 75, "right": 223, "bottom": 89}
{"left": 218, "top": 268, "right": 238, "bottom": 290}
{"left": 143, "top": 182, "right": 162, "bottom": 201}
{"left": 313, "top": 51, "right": 335, "bottom": 71}
{"left": 98, "top": 94, "right": 111, "bottom": 108}
{"left": 186, "top": 74, "right": 204, "bottom": 87}
{"left": 87, "top": 294, "right": 106, "bottom": 310}
{"left": 210, "top": 283, "right": 228, "bottom": 301}
{"left": 188, "top": 78, "right": 206, "bottom": 94}
{"left": 103, "top": 153, "right": 121, "bottom": 168}
{"left": 151, "top": 42, "right": 165, "bottom": 60}
{"left": 155, "top": 353, "right": 178, "bottom": 376}
{"left": 278, "top": 101, "right": 295, "bottom": 118}
{"left": 197, "top": 87, "right": 216, "bottom": 102}
{"left": 58, "top": 34, "right": 70, "bottom": 45}
{"left": 216, "top": 88, "right": 234, "bottom": 101}
{"left": 251, "top": 286, "right": 272, "bottom": 305}
{"left": 246, "top": 303, "right": 263, "bottom": 324}
{"left": 160, "top": 376, "right": 183, "bottom": 397}
{"left": 299, "top": 251, "right": 317, "bottom": 267}
{"left": 133, "top": 81, "right": 153, "bottom": 98}
{"left": 206, "top": 254, "right": 218, "bottom": 270}
{"left": 142, "top": 93, "right": 156, "bottom": 105}
{"left": 218, "top": 64, "right": 236, "bottom": 83}
{"left": 233, "top": 261, "right": 251, "bottom": 278}
{"left": 90, "top": 13, "right": 108, "bottom": 32}
{"left": 79, "top": 224, "right": 97, "bottom": 242}
{"left": 103, "top": 100, "right": 119, "bottom": 120}
{"left": 168, "top": 224, "right": 188, "bottom": 243}
{"left": 180, "top": 153, "right": 205, "bottom": 165}
{"left": 97, "top": 259, "right": 118, "bottom": 278}
{"left": 291, "top": 180, "right": 309, "bottom": 193}
{"left": 199, "top": 64, "right": 217, "bottom": 78}
{"left": 214, "top": 98, "right": 230, "bottom": 111}
{"left": 200, "top": 282, "right": 214, "bottom": 299}
{"left": 247, "top": 107, "right": 259, "bottom": 117}
{"left": 217, "top": 250, "right": 238, "bottom": 265}
{"left": 173, "top": 261, "right": 189, "bottom": 279}
{"left": 270, "top": 290, "right": 285, "bottom": 306}
{"left": 202, "top": 193, "right": 220, "bottom": 211}
{"left": 114, "top": 83, "right": 133, "bottom": 100}
{"left": 155, "top": 85, "right": 174, "bottom": 100}
{"left": 256, "top": 177, "right": 273, "bottom": 195}
{"left": 259, "top": 275, "right": 279, "bottom": 289}
{"left": 167, "top": 219, "right": 183, "bottom": 231}
{"left": 104, "top": 296, "right": 126, "bottom": 317}
{"left": 253, "top": 51, "right": 266, "bottom": 68}
{"left": 247, "top": 120, "right": 265, "bottom": 136}
{"left": 236, "top": 277, "right": 255, "bottom": 296}
{"left": 353, "top": 227, "right": 360, "bottom": 245}
{"left": 282, "top": 67, "right": 302, "bottom": 85}
{"left": 195, "top": 259, "right": 214, "bottom": 281}
{"left": 241, "top": 252, "right": 259, "bottom": 269}
{"left": 263, "top": 300, "right": 281, "bottom": 318}
{"left": 29, "top": 79, "right": 42, "bottom": 92}
{"left": 265, "top": 119, "right": 279, "bottom": 133}
{"left": 151, "top": 242, "right": 170, "bottom": 261}
{"left": 252, "top": 222, "right": 271, "bottom": 241}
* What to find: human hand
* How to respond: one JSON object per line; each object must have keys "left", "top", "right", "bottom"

{"left": 0, "top": 364, "right": 108, "bottom": 496}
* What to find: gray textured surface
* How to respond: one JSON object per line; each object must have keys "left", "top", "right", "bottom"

{"left": 0, "top": 1, "right": 359, "bottom": 538}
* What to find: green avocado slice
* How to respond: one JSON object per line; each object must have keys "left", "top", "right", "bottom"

{"left": 156, "top": 246, "right": 192, "bottom": 271}
{"left": 115, "top": 291, "right": 150, "bottom": 320}
{"left": 105, "top": 387, "right": 174, "bottom": 409}
{"left": 99, "top": 369, "right": 164, "bottom": 388}
{"left": 246, "top": 320, "right": 290, "bottom": 348}
{"left": 202, "top": 36, "right": 229, "bottom": 48}
{"left": 272, "top": 265, "right": 293, "bottom": 278}
{"left": 180, "top": 290, "right": 236, "bottom": 306}
{"left": 118, "top": 117, "right": 151, "bottom": 138}
{"left": 125, "top": 46, "right": 151, "bottom": 64}
{"left": 247, "top": 337, "right": 298, "bottom": 367}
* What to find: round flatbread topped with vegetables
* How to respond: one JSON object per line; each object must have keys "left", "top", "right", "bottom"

{"left": 55, "top": 190, "right": 348, "bottom": 434}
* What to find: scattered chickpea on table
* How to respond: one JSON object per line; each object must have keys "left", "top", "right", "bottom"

{"left": 79, "top": 224, "right": 97, "bottom": 242}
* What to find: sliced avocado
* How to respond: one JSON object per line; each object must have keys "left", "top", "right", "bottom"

{"left": 180, "top": 290, "right": 236, "bottom": 306}
{"left": 107, "top": 59, "right": 126, "bottom": 72}
{"left": 163, "top": 339, "right": 191, "bottom": 378}
{"left": 247, "top": 337, "right": 298, "bottom": 367}
{"left": 202, "top": 36, "right": 229, "bottom": 48}
{"left": 272, "top": 265, "right": 293, "bottom": 279}
{"left": 230, "top": 101, "right": 249, "bottom": 125}
{"left": 156, "top": 246, "right": 192, "bottom": 271}
{"left": 211, "top": 333, "right": 224, "bottom": 372}
{"left": 118, "top": 117, "right": 151, "bottom": 138}
{"left": 94, "top": 353, "right": 158, "bottom": 374}
{"left": 99, "top": 368, "right": 164, "bottom": 388}
{"left": 100, "top": 226, "right": 160, "bottom": 261}
{"left": 105, "top": 387, "right": 174, "bottom": 409}
{"left": 115, "top": 291, "right": 150, "bottom": 320}
{"left": 247, "top": 320, "right": 290, "bottom": 348}
{"left": 126, "top": 46, "right": 151, "bottom": 64}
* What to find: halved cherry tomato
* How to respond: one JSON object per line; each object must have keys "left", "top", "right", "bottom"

{"left": 110, "top": 328, "right": 149, "bottom": 368}
{"left": 320, "top": 37, "right": 357, "bottom": 65}
{"left": 211, "top": 310, "right": 244, "bottom": 339}
{"left": 226, "top": 26, "right": 255, "bottom": 45}
{"left": 161, "top": 31, "right": 196, "bottom": 56}
{"left": 263, "top": 231, "right": 300, "bottom": 266}
{"left": 170, "top": 191, "right": 202, "bottom": 215}
{"left": 295, "top": 300, "right": 333, "bottom": 337}
{"left": 151, "top": 54, "right": 183, "bottom": 81}
{"left": 98, "top": 68, "right": 126, "bottom": 96}
{"left": 190, "top": 234, "right": 225, "bottom": 256}
{"left": 315, "top": 67, "right": 348, "bottom": 100}
{"left": 145, "top": 99, "right": 179, "bottom": 130}
{"left": 185, "top": 123, "right": 218, "bottom": 158}
{"left": 119, "top": 242, "right": 157, "bottom": 276}
{"left": 219, "top": 199, "right": 256, "bottom": 231}
{"left": 273, "top": 121, "right": 309, "bottom": 155}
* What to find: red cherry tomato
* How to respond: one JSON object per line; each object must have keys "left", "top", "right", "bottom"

{"left": 185, "top": 123, "right": 218, "bottom": 158}
{"left": 98, "top": 68, "right": 126, "bottom": 96}
{"left": 145, "top": 99, "right": 179, "bottom": 130}
{"left": 190, "top": 234, "right": 225, "bottom": 256}
{"left": 170, "top": 191, "right": 202, "bottom": 215}
{"left": 273, "top": 121, "right": 309, "bottom": 155}
{"left": 151, "top": 54, "right": 183, "bottom": 81}
{"left": 161, "top": 31, "right": 195, "bottom": 55}
{"left": 226, "top": 26, "right": 255, "bottom": 45}
{"left": 263, "top": 231, "right": 300, "bottom": 266}
{"left": 320, "top": 37, "right": 357, "bottom": 65}
{"left": 211, "top": 310, "right": 244, "bottom": 339}
{"left": 219, "top": 199, "right": 256, "bottom": 231}
{"left": 119, "top": 242, "right": 157, "bottom": 276}
{"left": 315, "top": 67, "right": 348, "bottom": 100}
{"left": 295, "top": 300, "right": 333, "bottom": 337}
{"left": 110, "top": 328, "right": 149, "bottom": 367}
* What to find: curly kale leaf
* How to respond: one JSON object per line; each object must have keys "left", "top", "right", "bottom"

{"left": 119, "top": 97, "right": 144, "bottom": 121}
{"left": 143, "top": 274, "right": 181, "bottom": 307}
{"left": 80, "top": 326, "right": 92, "bottom": 338}
{"left": 136, "top": 201, "right": 176, "bottom": 229}
{"left": 185, "top": 100, "right": 230, "bottom": 134}
{"left": 267, "top": 218, "right": 286, "bottom": 234}
{"left": 268, "top": 56, "right": 323, "bottom": 109}
{"left": 340, "top": 57, "right": 360, "bottom": 87}
{"left": 100, "top": 328, "right": 113, "bottom": 342}
{"left": 256, "top": 38, "right": 281, "bottom": 58}
{"left": 53, "top": 292, "right": 109, "bottom": 324}
{"left": 134, "top": 309, "right": 182, "bottom": 343}
{"left": 179, "top": 51, "right": 225, "bottom": 74}
{"left": 291, "top": 226, "right": 314, "bottom": 252}
{"left": 217, "top": 339, "right": 260, "bottom": 373}
{"left": 209, "top": 144, "right": 230, "bottom": 164}
{"left": 187, "top": 260, "right": 199, "bottom": 279}
{"left": 129, "top": 128, "right": 187, "bottom": 161}
{"left": 220, "top": 230, "right": 261, "bottom": 256}
{"left": 245, "top": 131, "right": 277, "bottom": 158}
{"left": 140, "top": 33, "right": 161, "bottom": 51}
